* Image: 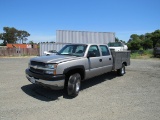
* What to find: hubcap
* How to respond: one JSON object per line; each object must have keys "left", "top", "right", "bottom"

{"left": 121, "top": 67, "right": 124, "bottom": 74}
{"left": 68, "top": 74, "right": 81, "bottom": 95}
{"left": 76, "top": 81, "right": 80, "bottom": 92}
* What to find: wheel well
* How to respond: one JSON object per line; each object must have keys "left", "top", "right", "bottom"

{"left": 65, "top": 68, "right": 85, "bottom": 80}
{"left": 123, "top": 62, "right": 127, "bottom": 66}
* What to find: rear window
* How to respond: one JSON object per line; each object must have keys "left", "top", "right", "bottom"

{"left": 108, "top": 42, "right": 123, "bottom": 47}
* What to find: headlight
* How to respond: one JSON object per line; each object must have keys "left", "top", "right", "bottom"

{"left": 46, "top": 64, "right": 57, "bottom": 69}
{"left": 45, "top": 64, "right": 58, "bottom": 75}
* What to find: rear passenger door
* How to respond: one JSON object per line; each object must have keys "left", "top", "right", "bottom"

{"left": 100, "top": 45, "right": 113, "bottom": 73}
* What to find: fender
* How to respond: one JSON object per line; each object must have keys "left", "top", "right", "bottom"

{"left": 63, "top": 65, "right": 85, "bottom": 79}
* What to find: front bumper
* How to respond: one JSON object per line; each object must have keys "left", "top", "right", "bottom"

{"left": 25, "top": 69, "right": 65, "bottom": 90}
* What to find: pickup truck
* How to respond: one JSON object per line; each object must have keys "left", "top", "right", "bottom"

{"left": 26, "top": 44, "right": 130, "bottom": 97}
{"left": 108, "top": 42, "right": 128, "bottom": 51}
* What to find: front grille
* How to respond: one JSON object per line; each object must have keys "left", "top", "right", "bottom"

{"left": 31, "top": 61, "right": 45, "bottom": 67}
{"left": 30, "top": 67, "right": 44, "bottom": 74}
{"left": 30, "top": 61, "right": 45, "bottom": 74}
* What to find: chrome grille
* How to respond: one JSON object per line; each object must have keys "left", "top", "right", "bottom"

{"left": 30, "top": 61, "right": 45, "bottom": 67}
{"left": 30, "top": 61, "right": 45, "bottom": 74}
{"left": 30, "top": 67, "right": 44, "bottom": 74}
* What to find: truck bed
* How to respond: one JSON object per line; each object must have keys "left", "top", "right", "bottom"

{"left": 111, "top": 50, "right": 130, "bottom": 70}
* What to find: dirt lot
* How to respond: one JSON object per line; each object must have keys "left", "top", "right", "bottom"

{"left": 0, "top": 57, "right": 160, "bottom": 120}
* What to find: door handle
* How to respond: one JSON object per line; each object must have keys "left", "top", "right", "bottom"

{"left": 99, "top": 59, "right": 102, "bottom": 62}
{"left": 109, "top": 58, "right": 111, "bottom": 60}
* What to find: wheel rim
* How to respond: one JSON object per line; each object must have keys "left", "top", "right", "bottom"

{"left": 121, "top": 67, "right": 125, "bottom": 74}
{"left": 67, "top": 73, "right": 81, "bottom": 95}
{"left": 76, "top": 80, "right": 80, "bottom": 92}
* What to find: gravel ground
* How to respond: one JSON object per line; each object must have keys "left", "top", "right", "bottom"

{"left": 0, "top": 57, "right": 160, "bottom": 120}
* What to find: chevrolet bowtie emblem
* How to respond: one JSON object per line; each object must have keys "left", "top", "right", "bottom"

{"left": 33, "top": 65, "right": 38, "bottom": 69}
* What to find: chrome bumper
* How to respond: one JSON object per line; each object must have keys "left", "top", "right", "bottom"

{"left": 26, "top": 74, "right": 65, "bottom": 90}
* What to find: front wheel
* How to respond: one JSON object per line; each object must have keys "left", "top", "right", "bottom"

{"left": 66, "top": 73, "right": 81, "bottom": 97}
{"left": 117, "top": 64, "right": 125, "bottom": 76}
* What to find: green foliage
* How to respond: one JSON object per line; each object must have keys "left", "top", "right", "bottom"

{"left": 130, "top": 34, "right": 139, "bottom": 40}
{"left": 0, "top": 27, "right": 30, "bottom": 45}
{"left": 127, "top": 38, "right": 142, "bottom": 50}
{"left": 17, "top": 30, "right": 30, "bottom": 43}
{"left": 115, "top": 37, "right": 126, "bottom": 44}
{"left": 131, "top": 50, "right": 153, "bottom": 59}
{"left": 143, "top": 49, "right": 153, "bottom": 56}
{"left": 156, "top": 43, "right": 160, "bottom": 47}
{"left": 28, "top": 40, "right": 34, "bottom": 44}
{"left": 0, "top": 27, "right": 18, "bottom": 45}
{"left": 151, "top": 30, "right": 160, "bottom": 47}
{"left": 127, "top": 29, "right": 160, "bottom": 50}
{"left": 131, "top": 52, "right": 140, "bottom": 59}
{"left": 142, "top": 38, "right": 153, "bottom": 50}
{"left": 115, "top": 37, "right": 119, "bottom": 42}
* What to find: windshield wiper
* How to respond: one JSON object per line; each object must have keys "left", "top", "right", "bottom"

{"left": 58, "top": 53, "right": 73, "bottom": 56}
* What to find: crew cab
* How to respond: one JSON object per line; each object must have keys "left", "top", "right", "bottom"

{"left": 25, "top": 44, "right": 130, "bottom": 97}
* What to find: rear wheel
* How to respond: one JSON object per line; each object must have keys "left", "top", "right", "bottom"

{"left": 66, "top": 73, "right": 81, "bottom": 97}
{"left": 117, "top": 64, "right": 125, "bottom": 76}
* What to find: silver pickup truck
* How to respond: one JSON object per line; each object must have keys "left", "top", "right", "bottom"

{"left": 26, "top": 44, "right": 130, "bottom": 97}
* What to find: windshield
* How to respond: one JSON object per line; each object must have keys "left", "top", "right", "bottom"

{"left": 108, "top": 42, "right": 123, "bottom": 47}
{"left": 57, "top": 44, "right": 87, "bottom": 57}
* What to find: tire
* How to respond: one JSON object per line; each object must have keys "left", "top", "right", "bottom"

{"left": 66, "top": 73, "right": 81, "bottom": 97}
{"left": 117, "top": 64, "right": 125, "bottom": 76}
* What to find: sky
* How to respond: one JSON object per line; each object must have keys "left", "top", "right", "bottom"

{"left": 0, "top": 0, "right": 160, "bottom": 43}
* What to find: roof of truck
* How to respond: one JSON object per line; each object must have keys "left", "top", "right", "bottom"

{"left": 66, "top": 43, "right": 108, "bottom": 45}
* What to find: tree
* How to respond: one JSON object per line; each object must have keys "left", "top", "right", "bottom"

{"left": 127, "top": 34, "right": 142, "bottom": 50}
{"left": 115, "top": 37, "right": 126, "bottom": 44}
{"left": 0, "top": 27, "right": 18, "bottom": 45}
{"left": 127, "top": 39, "right": 142, "bottom": 50}
{"left": 0, "top": 27, "right": 30, "bottom": 45}
{"left": 127, "top": 29, "right": 160, "bottom": 50}
{"left": 151, "top": 30, "right": 160, "bottom": 48}
{"left": 139, "top": 35, "right": 145, "bottom": 41}
{"left": 142, "top": 38, "right": 153, "bottom": 50}
{"left": 130, "top": 34, "right": 140, "bottom": 40}
{"left": 115, "top": 37, "right": 119, "bottom": 42}
{"left": 119, "top": 40, "right": 126, "bottom": 44}
{"left": 28, "top": 40, "right": 34, "bottom": 44}
{"left": 145, "top": 33, "right": 152, "bottom": 39}
{"left": 17, "top": 30, "right": 30, "bottom": 43}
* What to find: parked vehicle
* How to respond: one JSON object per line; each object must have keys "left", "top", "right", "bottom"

{"left": 154, "top": 47, "right": 160, "bottom": 57}
{"left": 108, "top": 42, "right": 128, "bottom": 51}
{"left": 44, "top": 50, "right": 57, "bottom": 56}
{"left": 25, "top": 44, "right": 130, "bottom": 97}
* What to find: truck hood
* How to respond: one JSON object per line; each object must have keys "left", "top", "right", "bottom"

{"left": 30, "top": 55, "right": 82, "bottom": 63}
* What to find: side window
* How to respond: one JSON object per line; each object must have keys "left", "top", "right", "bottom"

{"left": 88, "top": 45, "right": 100, "bottom": 57}
{"left": 100, "top": 45, "right": 110, "bottom": 56}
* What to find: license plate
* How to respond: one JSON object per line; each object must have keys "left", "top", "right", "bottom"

{"left": 30, "top": 77, "right": 35, "bottom": 83}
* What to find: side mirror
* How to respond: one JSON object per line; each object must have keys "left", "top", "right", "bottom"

{"left": 87, "top": 51, "right": 96, "bottom": 58}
